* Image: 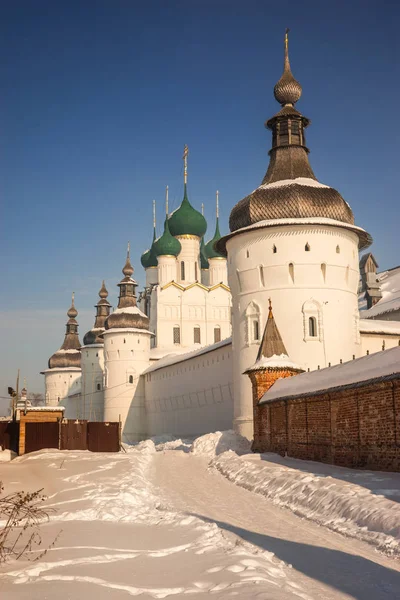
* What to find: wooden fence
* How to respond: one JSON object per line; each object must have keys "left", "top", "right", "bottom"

{"left": 1, "top": 420, "right": 120, "bottom": 455}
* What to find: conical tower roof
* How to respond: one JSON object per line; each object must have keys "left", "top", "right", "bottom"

{"left": 245, "top": 300, "right": 303, "bottom": 373}
{"left": 218, "top": 30, "right": 372, "bottom": 255}
{"left": 48, "top": 294, "right": 81, "bottom": 369}
{"left": 105, "top": 245, "right": 149, "bottom": 331}
{"left": 83, "top": 281, "right": 112, "bottom": 345}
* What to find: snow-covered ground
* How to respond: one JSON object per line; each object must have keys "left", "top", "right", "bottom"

{"left": 0, "top": 431, "right": 399, "bottom": 599}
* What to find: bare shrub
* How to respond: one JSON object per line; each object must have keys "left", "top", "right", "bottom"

{"left": 0, "top": 482, "right": 59, "bottom": 563}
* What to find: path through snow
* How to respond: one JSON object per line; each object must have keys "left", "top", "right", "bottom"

{"left": 0, "top": 435, "right": 399, "bottom": 599}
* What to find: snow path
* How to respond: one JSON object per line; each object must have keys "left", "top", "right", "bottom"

{"left": 150, "top": 451, "right": 400, "bottom": 600}
{"left": 0, "top": 445, "right": 399, "bottom": 599}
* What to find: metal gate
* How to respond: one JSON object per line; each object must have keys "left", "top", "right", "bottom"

{"left": 25, "top": 422, "right": 59, "bottom": 453}
{"left": 61, "top": 420, "right": 88, "bottom": 450}
{"left": 87, "top": 422, "right": 120, "bottom": 452}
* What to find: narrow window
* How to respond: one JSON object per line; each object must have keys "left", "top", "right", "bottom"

{"left": 289, "top": 262, "right": 294, "bottom": 283}
{"left": 273, "top": 244, "right": 277, "bottom": 254}
{"left": 246, "top": 249, "right": 250, "bottom": 258}
{"left": 128, "top": 375, "right": 134, "bottom": 384}
{"left": 309, "top": 317, "right": 317, "bottom": 337}
{"left": 305, "top": 243, "right": 310, "bottom": 251}
{"left": 123, "top": 338, "right": 126, "bottom": 344}
{"left": 259, "top": 265, "right": 265, "bottom": 287}
{"left": 253, "top": 320, "right": 260, "bottom": 342}
{"left": 214, "top": 326, "right": 221, "bottom": 343}
{"left": 195, "top": 262, "right": 198, "bottom": 281}
{"left": 173, "top": 326, "right": 181, "bottom": 344}
{"left": 321, "top": 263, "right": 326, "bottom": 283}
{"left": 194, "top": 327, "right": 201, "bottom": 344}
{"left": 336, "top": 245, "right": 340, "bottom": 254}
{"left": 96, "top": 383, "right": 101, "bottom": 391}
{"left": 181, "top": 261, "right": 185, "bottom": 280}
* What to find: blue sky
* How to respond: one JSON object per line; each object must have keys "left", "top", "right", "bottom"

{"left": 1, "top": 0, "right": 399, "bottom": 400}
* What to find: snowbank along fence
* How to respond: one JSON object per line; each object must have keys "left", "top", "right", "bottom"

{"left": 254, "top": 375, "right": 400, "bottom": 471}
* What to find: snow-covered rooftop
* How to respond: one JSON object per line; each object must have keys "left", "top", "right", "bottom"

{"left": 24, "top": 406, "right": 65, "bottom": 412}
{"left": 112, "top": 306, "right": 147, "bottom": 317}
{"left": 144, "top": 337, "right": 232, "bottom": 374}
{"left": 359, "top": 266, "right": 400, "bottom": 318}
{"left": 252, "top": 177, "right": 330, "bottom": 194}
{"left": 359, "top": 319, "right": 400, "bottom": 335}
{"left": 260, "top": 346, "right": 400, "bottom": 404}
{"left": 245, "top": 353, "right": 303, "bottom": 373}
{"left": 102, "top": 328, "right": 154, "bottom": 336}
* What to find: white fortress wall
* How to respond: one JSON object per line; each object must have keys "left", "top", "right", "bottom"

{"left": 44, "top": 368, "right": 81, "bottom": 407}
{"left": 80, "top": 344, "right": 105, "bottom": 421}
{"left": 144, "top": 337, "right": 233, "bottom": 437}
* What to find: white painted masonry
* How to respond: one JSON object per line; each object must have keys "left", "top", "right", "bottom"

{"left": 226, "top": 221, "right": 362, "bottom": 439}
{"left": 42, "top": 368, "right": 81, "bottom": 407}
{"left": 80, "top": 344, "right": 105, "bottom": 421}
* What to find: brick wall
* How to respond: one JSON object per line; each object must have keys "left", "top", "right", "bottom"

{"left": 255, "top": 378, "right": 400, "bottom": 472}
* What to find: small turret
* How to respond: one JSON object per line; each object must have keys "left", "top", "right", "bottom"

{"left": 83, "top": 281, "right": 112, "bottom": 345}
{"left": 48, "top": 294, "right": 81, "bottom": 369}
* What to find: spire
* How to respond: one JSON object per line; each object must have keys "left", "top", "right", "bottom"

{"left": 205, "top": 191, "right": 224, "bottom": 259}
{"left": 68, "top": 292, "right": 78, "bottom": 319}
{"left": 123, "top": 242, "right": 134, "bottom": 277}
{"left": 183, "top": 144, "right": 188, "bottom": 185}
{"left": 48, "top": 295, "right": 81, "bottom": 368}
{"left": 165, "top": 185, "right": 169, "bottom": 215}
{"left": 83, "top": 281, "right": 112, "bottom": 345}
{"left": 201, "top": 203, "right": 204, "bottom": 216}
{"left": 153, "top": 199, "right": 156, "bottom": 229}
{"left": 274, "top": 29, "right": 302, "bottom": 106}
{"left": 256, "top": 299, "right": 287, "bottom": 361}
{"left": 117, "top": 246, "right": 138, "bottom": 308}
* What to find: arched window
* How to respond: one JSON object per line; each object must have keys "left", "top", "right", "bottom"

{"left": 273, "top": 244, "right": 277, "bottom": 253}
{"left": 309, "top": 317, "right": 317, "bottom": 337}
{"left": 336, "top": 245, "right": 340, "bottom": 254}
{"left": 302, "top": 299, "right": 323, "bottom": 342}
{"left": 181, "top": 261, "right": 185, "bottom": 281}
{"left": 194, "top": 326, "right": 201, "bottom": 344}
{"left": 128, "top": 375, "right": 134, "bottom": 384}
{"left": 289, "top": 262, "right": 294, "bottom": 283}
{"left": 173, "top": 326, "right": 181, "bottom": 344}
{"left": 214, "top": 326, "right": 221, "bottom": 343}
{"left": 245, "top": 301, "right": 261, "bottom": 345}
{"left": 305, "top": 243, "right": 310, "bottom": 251}
{"left": 321, "top": 263, "right": 326, "bottom": 283}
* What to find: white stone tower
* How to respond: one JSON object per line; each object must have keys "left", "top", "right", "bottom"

{"left": 103, "top": 246, "right": 152, "bottom": 442}
{"left": 217, "top": 31, "right": 372, "bottom": 439}
{"left": 42, "top": 294, "right": 82, "bottom": 407}
{"left": 80, "top": 281, "right": 112, "bottom": 420}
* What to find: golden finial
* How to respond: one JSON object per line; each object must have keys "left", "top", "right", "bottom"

{"left": 216, "top": 190, "right": 219, "bottom": 219}
{"left": 268, "top": 297, "right": 273, "bottom": 318}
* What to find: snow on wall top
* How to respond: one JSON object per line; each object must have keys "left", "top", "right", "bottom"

{"left": 24, "top": 406, "right": 65, "bottom": 412}
{"left": 246, "top": 353, "right": 303, "bottom": 372}
{"left": 359, "top": 319, "right": 400, "bottom": 335}
{"left": 359, "top": 266, "right": 400, "bottom": 318}
{"left": 260, "top": 345, "right": 400, "bottom": 404}
{"left": 144, "top": 337, "right": 232, "bottom": 374}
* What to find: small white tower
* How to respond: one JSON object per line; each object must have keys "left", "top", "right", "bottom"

{"left": 103, "top": 246, "right": 152, "bottom": 442}
{"left": 41, "top": 294, "right": 82, "bottom": 407}
{"left": 80, "top": 281, "right": 112, "bottom": 421}
{"left": 217, "top": 31, "right": 372, "bottom": 439}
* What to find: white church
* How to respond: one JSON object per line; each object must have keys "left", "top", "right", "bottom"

{"left": 41, "top": 33, "right": 400, "bottom": 442}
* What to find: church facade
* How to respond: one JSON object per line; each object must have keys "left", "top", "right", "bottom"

{"left": 42, "top": 34, "right": 400, "bottom": 442}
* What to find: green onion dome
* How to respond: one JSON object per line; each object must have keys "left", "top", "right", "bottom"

{"left": 200, "top": 237, "right": 209, "bottom": 269}
{"left": 153, "top": 217, "right": 182, "bottom": 257}
{"left": 205, "top": 218, "right": 224, "bottom": 259}
{"left": 141, "top": 229, "right": 158, "bottom": 268}
{"left": 168, "top": 184, "right": 207, "bottom": 238}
